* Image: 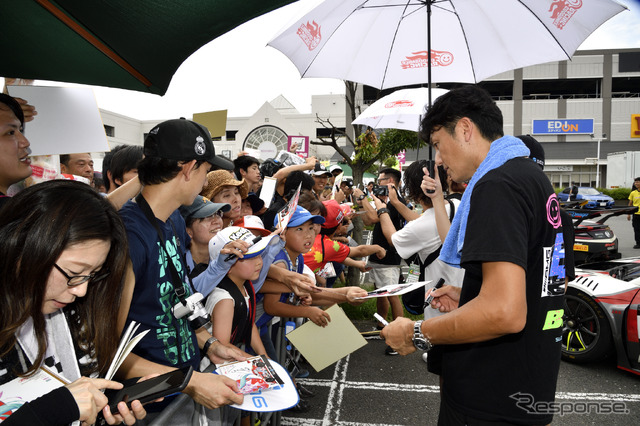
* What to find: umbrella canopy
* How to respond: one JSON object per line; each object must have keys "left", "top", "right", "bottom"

{"left": 1, "top": 0, "right": 296, "bottom": 95}
{"left": 268, "top": 0, "right": 627, "bottom": 90}
{"left": 353, "top": 87, "right": 448, "bottom": 131}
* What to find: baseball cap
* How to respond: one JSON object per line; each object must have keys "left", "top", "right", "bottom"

{"left": 329, "top": 165, "right": 343, "bottom": 175}
{"left": 322, "top": 200, "right": 344, "bottom": 229}
{"left": 339, "top": 203, "right": 354, "bottom": 218}
{"left": 201, "top": 170, "right": 248, "bottom": 200}
{"left": 208, "top": 226, "right": 277, "bottom": 261}
{"left": 144, "top": 118, "right": 233, "bottom": 170}
{"left": 517, "top": 135, "right": 545, "bottom": 170}
{"left": 283, "top": 205, "right": 325, "bottom": 228}
{"left": 340, "top": 178, "right": 354, "bottom": 188}
{"left": 313, "top": 163, "right": 332, "bottom": 177}
{"left": 234, "top": 215, "right": 271, "bottom": 237}
{"left": 179, "top": 195, "right": 230, "bottom": 221}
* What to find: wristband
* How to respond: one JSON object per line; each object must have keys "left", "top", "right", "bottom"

{"left": 377, "top": 208, "right": 390, "bottom": 217}
{"left": 202, "top": 336, "right": 218, "bottom": 355}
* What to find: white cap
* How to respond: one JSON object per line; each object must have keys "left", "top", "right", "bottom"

{"left": 209, "top": 226, "right": 277, "bottom": 262}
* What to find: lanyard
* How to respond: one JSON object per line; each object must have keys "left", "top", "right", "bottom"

{"left": 135, "top": 194, "right": 192, "bottom": 304}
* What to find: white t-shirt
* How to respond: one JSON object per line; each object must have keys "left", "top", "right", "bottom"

{"left": 391, "top": 198, "right": 465, "bottom": 320}
{"left": 391, "top": 199, "right": 460, "bottom": 263}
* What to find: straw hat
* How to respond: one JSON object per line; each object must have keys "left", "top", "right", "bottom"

{"left": 201, "top": 170, "right": 248, "bottom": 200}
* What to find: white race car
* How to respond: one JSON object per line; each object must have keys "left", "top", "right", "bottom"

{"left": 563, "top": 257, "right": 640, "bottom": 375}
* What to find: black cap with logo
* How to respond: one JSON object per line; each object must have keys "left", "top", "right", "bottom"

{"left": 144, "top": 118, "right": 233, "bottom": 170}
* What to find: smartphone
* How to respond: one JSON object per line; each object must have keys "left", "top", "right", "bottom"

{"left": 106, "top": 365, "right": 193, "bottom": 414}
{"left": 425, "top": 160, "right": 436, "bottom": 194}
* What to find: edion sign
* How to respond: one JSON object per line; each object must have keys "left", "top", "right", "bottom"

{"left": 532, "top": 119, "right": 594, "bottom": 135}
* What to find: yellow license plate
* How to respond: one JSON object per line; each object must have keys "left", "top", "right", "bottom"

{"left": 574, "top": 244, "right": 589, "bottom": 252}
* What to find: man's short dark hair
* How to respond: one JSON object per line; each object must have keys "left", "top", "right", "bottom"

{"left": 419, "top": 85, "right": 504, "bottom": 144}
{"left": 0, "top": 94, "right": 24, "bottom": 126}
{"left": 102, "top": 145, "right": 127, "bottom": 192}
{"left": 233, "top": 155, "right": 260, "bottom": 180}
{"left": 111, "top": 145, "right": 143, "bottom": 188}
{"left": 379, "top": 168, "right": 401, "bottom": 185}
{"left": 284, "top": 171, "right": 315, "bottom": 200}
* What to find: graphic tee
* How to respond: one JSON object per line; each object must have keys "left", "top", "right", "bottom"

{"left": 441, "top": 158, "right": 566, "bottom": 425}
{"left": 629, "top": 189, "right": 640, "bottom": 215}
{"left": 120, "top": 201, "right": 199, "bottom": 372}
{"left": 302, "top": 234, "right": 350, "bottom": 274}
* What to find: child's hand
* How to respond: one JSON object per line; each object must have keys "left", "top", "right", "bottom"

{"left": 307, "top": 307, "right": 331, "bottom": 327}
{"left": 298, "top": 294, "right": 312, "bottom": 306}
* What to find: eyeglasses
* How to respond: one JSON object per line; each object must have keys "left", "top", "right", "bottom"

{"left": 53, "top": 263, "right": 110, "bottom": 287}
{"left": 377, "top": 177, "right": 389, "bottom": 184}
{"left": 213, "top": 210, "right": 225, "bottom": 218}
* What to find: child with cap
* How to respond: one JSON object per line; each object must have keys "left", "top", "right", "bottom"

{"left": 303, "top": 200, "right": 387, "bottom": 285}
{"left": 207, "top": 226, "right": 279, "bottom": 355}
{"left": 201, "top": 170, "right": 248, "bottom": 227}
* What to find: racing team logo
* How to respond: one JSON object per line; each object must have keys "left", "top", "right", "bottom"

{"left": 401, "top": 50, "right": 453, "bottom": 70}
{"left": 297, "top": 20, "right": 321, "bottom": 51}
{"left": 548, "top": 0, "right": 582, "bottom": 29}
{"left": 385, "top": 100, "right": 414, "bottom": 108}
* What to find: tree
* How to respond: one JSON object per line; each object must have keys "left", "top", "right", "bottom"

{"left": 310, "top": 81, "right": 428, "bottom": 284}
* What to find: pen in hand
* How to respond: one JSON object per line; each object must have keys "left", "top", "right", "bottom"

{"left": 424, "top": 278, "right": 446, "bottom": 310}
{"left": 224, "top": 236, "right": 262, "bottom": 262}
{"left": 374, "top": 313, "right": 389, "bottom": 327}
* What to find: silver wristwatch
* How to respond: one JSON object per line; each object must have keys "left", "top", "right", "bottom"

{"left": 412, "top": 320, "right": 433, "bottom": 352}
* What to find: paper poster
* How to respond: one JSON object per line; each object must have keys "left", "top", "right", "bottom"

{"left": 355, "top": 281, "right": 432, "bottom": 299}
{"left": 259, "top": 176, "right": 277, "bottom": 209}
{"left": 286, "top": 305, "right": 367, "bottom": 372}
{"left": 7, "top": 85, "right": 109, "bottom": 156}
{"left": 276, "top": 183, "right": 302, "bottom": 230}
{"left": 218, "top": 359, "right": 298, "bottom": 412}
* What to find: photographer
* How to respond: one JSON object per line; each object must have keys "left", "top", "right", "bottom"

{"left": 353, "top": 168, "right": 406, "bottom": 355}
{"left": 374, "top": 160, "right": 465, "bottom": 375}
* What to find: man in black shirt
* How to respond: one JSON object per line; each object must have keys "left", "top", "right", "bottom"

{"left": 382, "top": 86, "right": 567, "bottom": 425}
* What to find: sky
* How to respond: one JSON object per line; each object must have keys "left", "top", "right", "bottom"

{"left": 5, "top": 0, "right": 640, "bottom": 121}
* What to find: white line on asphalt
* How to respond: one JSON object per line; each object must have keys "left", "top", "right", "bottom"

{"left": 322, "top": 354, "right": 350, "bottom": 425}
{"left": 298, "top": 378, "right": 640, "bottom": 401}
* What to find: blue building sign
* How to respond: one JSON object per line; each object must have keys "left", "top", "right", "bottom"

{"left": 532, "top": 119, "right": 594, "bottom": 135}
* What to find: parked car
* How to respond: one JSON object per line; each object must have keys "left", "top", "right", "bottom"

{"left": 557, "top": 186, "right": 615, "bottom": 208}
{"left": 562, "top": 207, "right": 638, "bottom": 265}
{"left": 564, "top": 257, "right": 640, "bottom": 375}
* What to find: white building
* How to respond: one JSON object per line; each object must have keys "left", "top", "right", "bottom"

{"left": 97, "top": 48, "right": 640, "bottom": 188}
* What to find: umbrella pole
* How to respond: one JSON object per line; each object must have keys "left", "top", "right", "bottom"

{"left": 425, "top": 1, "right": 434, "bottom": 163}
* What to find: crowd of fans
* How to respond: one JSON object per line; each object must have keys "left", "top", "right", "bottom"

{"left": 0, "top": 85, "right": 574, "bottom": 425}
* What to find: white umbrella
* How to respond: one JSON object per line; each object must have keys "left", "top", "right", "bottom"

{"left": 268, "top": 0, "right": 627, "bottom": 90}
{"left": 352, "top": 87, "right": 448, "bottom": 131}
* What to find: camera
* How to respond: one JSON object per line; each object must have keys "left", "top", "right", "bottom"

{"left": 172, "top": 292, "right": 211, "bottom": 330}
{"left": 372, "top": 185, "right": 389, "bottom": 197}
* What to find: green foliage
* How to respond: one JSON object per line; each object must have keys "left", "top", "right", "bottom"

{"left": 601, "top": 187, "right": 631, "bottom": 200}
{"left": 354, "top": 128, "right": 425, "bottom": 166}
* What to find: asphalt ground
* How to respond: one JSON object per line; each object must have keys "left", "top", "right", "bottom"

{"left": 281, "top": 321, "right": 640, "bottom": 426}
{"left": 279, "top": 213, "right": 640, "bottom": 426}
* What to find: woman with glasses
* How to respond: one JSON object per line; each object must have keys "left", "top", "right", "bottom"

{"left": 0, "top": 180, "right": 147, "bottom": 425}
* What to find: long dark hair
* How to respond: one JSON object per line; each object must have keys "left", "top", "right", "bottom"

{"left": 0, "top": 180, "right": 129, "bottom": 377}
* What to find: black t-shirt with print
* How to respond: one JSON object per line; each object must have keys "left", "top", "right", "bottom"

{"left": 441, "top": 158, "right": 566, "bottom": 425}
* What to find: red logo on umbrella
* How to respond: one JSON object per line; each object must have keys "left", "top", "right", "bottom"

{"left": 385, "top": 100, "right": 414, "bottom": 108}
{"left": 297, "top": 21, "right": 322, "bottom": 51}
{"left": 548, "top": 0, "right": 583, "bottom": 29}
{"left": 401, "top": 50, "right": 454, "bottom": 69}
